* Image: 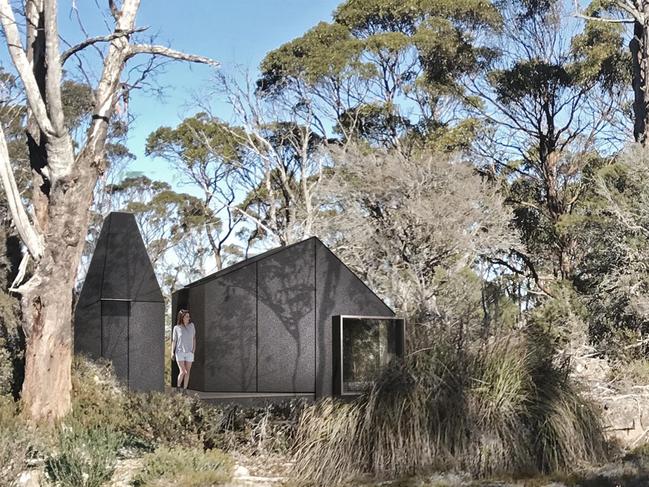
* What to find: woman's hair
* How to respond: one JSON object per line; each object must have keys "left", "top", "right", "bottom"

{"left": 177, "top": 309, "right": 190, "bottom": 326}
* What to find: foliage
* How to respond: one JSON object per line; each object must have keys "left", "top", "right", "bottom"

{"left": 575, "top": 145, "right": 649, "bottom": 355}
{"left": 258, "top": 0, "right": 501, "bottom": 150}
{"left": 314, "top": 146, "right": 519, "bottom": 321}
{"left": 292, "top": 327, "right": 607, "bottom": 485}
{"left": 201, "top": 400, "right": 306, "bottom": 454}
{"left": 70, "top": 355, "right": 304, "bottom": 457}
{"left": 126, "top": 391, "right": 205, "bottom": 450}
{"left": 70, "top": 355, "right": 131, "bottom": 432}
{"left": 46, "top": 420, "right": 123, "bottom": 487}
{"left": 131, "top": 446, "right": 233, "bottom": 487}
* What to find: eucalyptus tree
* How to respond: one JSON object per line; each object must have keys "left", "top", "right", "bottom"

{"left": 0, "top": 0, "right": 217, "bottom": 421}
{"left": 146, "top": 113, "right": 244, "bottom": 270}
{"left": 575, "top": 0, "right": 649, "bottom": 144}
{"left": 313, "top": 146, "right": 519, "bottom": 328}
{"left": 469, "top": 0, "right": 627, "bottom": 289}
{"left": 258, "top": 0, "right": 502, "bottom": 152}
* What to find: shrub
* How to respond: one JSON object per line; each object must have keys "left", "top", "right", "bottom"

{"left": 132, "top": 446, "right": 233, "bottom": 486}
{"left": 46, "top": 421, "right": 123, "bottom": 487}
{"left": 200, "top": 400, "right": 306, "bottom": 454}
{"left": 126, "top": 391, "right": 204, "bottom": 450}
{"left": 0, "top": 395, "right": 31, "bottom": 484}
{"left": 292, "top": 328, "right": 608, "bottom": 485}
{"left": 70, "top": 355, "right": 129, "bottom": 431}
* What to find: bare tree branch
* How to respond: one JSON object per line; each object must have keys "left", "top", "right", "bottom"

{"left": 61, "top": 26, "right": 148, "bottom": 64}
{"left": 0, "top": 125, "right": 43, "bottom": 259}
{"left": 574, "top": 12, "right": 635, "bottom": 23}
{"left": 108, "top": 0, "right": 119, "bottom": 20}
{"left": 572, "top": 0, "right": 638, "bottom": 23}
{"left": 126, "top": 44, "right": 220, "bottom": 67}
{"left": 0, "top": 0, "right": 55, "bottom": 137}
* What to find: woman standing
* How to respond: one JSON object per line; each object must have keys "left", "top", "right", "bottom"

{"left": 172, "top": 309, "right": 196, "bottom": 390}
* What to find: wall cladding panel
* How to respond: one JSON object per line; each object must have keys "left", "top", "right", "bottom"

{"left": 74, "top": 300, "right": 101, "bottom": 358}
{"left": 101, "top": 300, "right": 129, "bottom": 386}
{"left": 315, "top": 240, "right": 394, "bottom": 397}
{"left": 202, "top": 264, "right": 257, "bottom": 392}
{"left": 129, "top": 302, "right": 165, "bottom": 391}
{"left": 257, "top": 239, "right": 315, "bottom": 393}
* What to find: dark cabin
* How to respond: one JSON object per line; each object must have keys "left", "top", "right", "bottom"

{"left": 172, "top": 237, "right": 405, "bottom": 400}
{"left": 74, "top": 212, "right": 165, "bottom": 392}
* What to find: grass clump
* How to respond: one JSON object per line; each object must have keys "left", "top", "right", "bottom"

{"left": 132, "top": 446, "right": 233, "bottom": 486}
{"left": 292, "top": 328, "right": 608, "bottom": 485}
{"left": 45, "top": 420, "right": 123, "bottom": 487}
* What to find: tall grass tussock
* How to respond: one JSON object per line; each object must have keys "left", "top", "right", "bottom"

{"left": 292, "top": 328, "right": 608, "bottom": 485}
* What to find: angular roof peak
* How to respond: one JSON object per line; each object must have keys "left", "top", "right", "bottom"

{"left": 78, "top": 212, "right": 164, "bottom": 303}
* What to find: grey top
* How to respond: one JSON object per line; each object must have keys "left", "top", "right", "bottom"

{"left": 172, "top": 322, "right": 195, "bottom": 354}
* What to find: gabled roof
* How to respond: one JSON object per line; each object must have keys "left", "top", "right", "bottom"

{"left": 183, "top": 236, "right": 319, "bottom": 288}
{"left": 179, "top": 236, "right": 394, "bottom": 315}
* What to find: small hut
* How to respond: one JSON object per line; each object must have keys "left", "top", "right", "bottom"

{"left": 172, "top": 237, "right": 404, "bottom": 399}
{"left": 74, "top": 212, "right": 165, "bottom": 391}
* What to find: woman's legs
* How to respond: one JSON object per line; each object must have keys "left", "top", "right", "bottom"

{"left": 177, "top": 360, "right": 187, "bottom": 388}
{"left": 183, "top": 361, "right": 193, "bottom": 389}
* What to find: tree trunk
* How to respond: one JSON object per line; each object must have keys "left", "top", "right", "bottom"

{"left": 631, "top": 19, "right": 649, "bottom": 144}
{"left": 21, "top": 282, "right": 73, "bottom": 420}
{"left": 21, "top": 149, "right": 96, "bottom": 421}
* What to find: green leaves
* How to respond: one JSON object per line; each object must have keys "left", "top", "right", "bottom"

{"left": 257, "top": 22, "right": 365, "bottom": 93}
{"left": 489, "top": 60, "right": 573, "bottom": 104}
{"left": 145, "top": 113, "right": 244, "bottom": 169}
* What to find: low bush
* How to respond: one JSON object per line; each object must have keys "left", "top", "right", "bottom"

{"left": 126, "top": 391, "right": 204, "bottom": 450}
{"left": 131, "top": 446, "right": 233, "bottom": 486}
{"left": 292, "top": 328, "right": 608, "bottom": 485}
{"left": 0, "top": 395, "right": 31, "bottom": 484}
{"left": 45, "top": 420, "right": 123, "bottom": 487}
{"left": 70, "top": 355, "right": 130, "bottom": 431}
{"left": 201, "top": 400, "right": 306, "bottom": 454}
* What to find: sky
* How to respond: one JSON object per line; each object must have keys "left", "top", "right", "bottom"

{"left": 105, "top": 1, "right": 341, "bottom": 189}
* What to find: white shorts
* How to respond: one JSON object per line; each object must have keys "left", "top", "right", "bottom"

{"left": 175, "top": 351, "right": 194, "bottom": 362}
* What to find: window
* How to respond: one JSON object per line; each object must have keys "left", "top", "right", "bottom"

{"left": 333, "top": 316, "right": 405, "bottom": 395}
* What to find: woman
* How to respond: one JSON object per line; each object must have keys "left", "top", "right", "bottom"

{"left": 172, "top": 309, "right": 196, "bottom": 390}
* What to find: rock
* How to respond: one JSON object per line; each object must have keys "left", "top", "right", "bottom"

{"left": 16, "top": 470, "right": 43, "bottom": 487}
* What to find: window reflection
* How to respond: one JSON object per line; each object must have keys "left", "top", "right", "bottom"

{"left": 342, "top": 318, "right": 398, "bottom": 393}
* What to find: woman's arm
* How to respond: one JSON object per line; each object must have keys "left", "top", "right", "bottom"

{"left": 171, "top": 327, "right": 176, "bottom": 356}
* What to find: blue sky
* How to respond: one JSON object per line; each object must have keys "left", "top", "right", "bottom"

{"left": 114, "top": 1, "right": 341, "bottom": 188}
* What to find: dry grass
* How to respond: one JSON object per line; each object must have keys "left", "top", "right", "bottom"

{"left": 292, "top": 330, "right": 608, "bottom": 485}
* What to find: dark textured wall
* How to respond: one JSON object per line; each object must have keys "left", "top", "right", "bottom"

{"left": 314, "top": 239, "right": 394, "bottom": 397}
{"left": 74, "top": 300, "right": 101, "bottom": 359}
{"left": 129, "top": 302, "right": 165, "bottom": 391}
{"left": 75, "top": 213, "right": 111, "bottom": 359}
{"left": 257, "top": 239, "right": 315, "bottom": 393}
{"left": 101, "top": 300, "right": 129, "bottom": 382}
{"left": 99, "top": 212, "right": 164, "bottom": 302}
{"left": 202, "top": 265, "right": 257, "bottom": 392}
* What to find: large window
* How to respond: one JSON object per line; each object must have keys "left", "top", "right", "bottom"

{"left": 333, "top": 316, "right": 405, "bottom": 395}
